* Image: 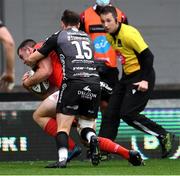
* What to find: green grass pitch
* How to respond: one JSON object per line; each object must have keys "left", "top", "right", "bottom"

{"left": 0, "top": 159, "right": 179, "bottom": 175}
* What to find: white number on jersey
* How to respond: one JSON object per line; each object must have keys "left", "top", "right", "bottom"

{"left": 71, "top": 41, "right": 92, "bottom": 60}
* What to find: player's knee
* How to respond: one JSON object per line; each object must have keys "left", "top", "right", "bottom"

{"left": 32, "top": 111, "right": 39, "bottom": 123}
{"left": 77, "top": 118, "right": 95, "bottom": 135}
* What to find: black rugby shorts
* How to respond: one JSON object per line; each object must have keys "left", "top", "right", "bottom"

{"left": 56, "top": 81, "right": 101, "bottom": 118}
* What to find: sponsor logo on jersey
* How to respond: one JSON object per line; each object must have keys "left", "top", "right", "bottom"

{"left": 83, "top": 86, "right": 91, "bottom": 92}
{"left": 100, "top": 81, "right": 113, "bottom": 94}
{"left": 78, "top": 86, "right": 97, "bottom": 100}
{"left": 94, "top": 36, "right": 110, "bottom": 54}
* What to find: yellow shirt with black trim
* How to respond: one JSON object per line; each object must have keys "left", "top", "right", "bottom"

{"left": 106, "top": 23, "right": 148, "bottom": 75}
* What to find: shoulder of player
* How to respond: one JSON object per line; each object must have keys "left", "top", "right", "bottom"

{"left": 45, "top": 31, "right": 61, "bottom": 42}
{"left": 121, "top": 24, "right": 141, "bottom": 38}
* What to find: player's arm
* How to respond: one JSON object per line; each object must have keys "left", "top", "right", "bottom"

{"left": 25, "top": 33, "right": 58, "bottom": 67}
{"left": 23, "top": 56, "right": 52, "bottom": 88}
{"left": 24, "top": 50, "right": 45, "bottom": 68}
{"left": 0, "top": 26, "right": 15, "bottom": 75}
{"left": 0, "top": 26, "right": 15, "bottom": 90}
{"left": 127, "top": 28, "right": 153, "bottom": 92}
{"left": 133, "top": 48, "right": 154, "bottom": 92}
{"left": 138, "top": 48, "right": 154, "bottom": 81}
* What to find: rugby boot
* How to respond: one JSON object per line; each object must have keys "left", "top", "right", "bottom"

{"left": 67, "top": 145, "right": 82, "bottom": 162}
{"left": 128, "top": 150, "right": 145, "bottom": 166}
{"left": 45, "top": 160, "right": 67, "bottom": 168}
{"left": 159, "top": 133, "right": 175, "bottom": 158}
{"left": 90, "top": 136, "right": 101, "bottom": 166}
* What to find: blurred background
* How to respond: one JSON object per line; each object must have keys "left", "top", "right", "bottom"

{"left": 0, "top": 0, "right": 179, "bottom": 161}
{"left": 1, "top": 0, "right": 180, "bottom": 87}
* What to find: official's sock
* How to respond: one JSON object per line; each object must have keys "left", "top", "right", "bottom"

{"left": 44, "top": 118, "right": 57, "bottom": 137}
{"left": 98, "top": 137, "right": 130, "bottom": 160}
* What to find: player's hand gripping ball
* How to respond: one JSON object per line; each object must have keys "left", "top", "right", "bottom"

{"left": 26, "top": 70, "right": 50, "bottom": 94}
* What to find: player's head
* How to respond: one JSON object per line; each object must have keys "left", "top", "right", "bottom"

{"left": 17, "top": 39, "right": 36, "bottom": 62}
{"left": 61, "top": 9, "right": 80, "bottom": 29}
{"left": 100, "top": 6, "right": 119, "bottom": 33}
{"left": 96, "top": 0, "right": 111, "bottom": 6}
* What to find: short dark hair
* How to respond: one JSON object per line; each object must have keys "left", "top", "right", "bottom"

{"left": 17, "top": 39, "right": 36, "bottom": 55}
{"left": 61, "top": 9, "right": 80, "bottom": 26}
{"left": 100, "top": 5, "right": 117, "bottom": 19}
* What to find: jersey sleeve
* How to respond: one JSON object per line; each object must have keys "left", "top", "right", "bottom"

{"left": 38, "top": 32, "right": 58, "bottom": 57}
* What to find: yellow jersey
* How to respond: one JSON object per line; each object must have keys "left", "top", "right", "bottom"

{"left": 107, "top": 23, "right": 148, "bottom": 75}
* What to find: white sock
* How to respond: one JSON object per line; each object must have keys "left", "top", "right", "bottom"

{"left": 58, "top": 147, "right": 68, "bottom": 162}
{"left": 86, "top": 132, "right": 96, "bottom": 143}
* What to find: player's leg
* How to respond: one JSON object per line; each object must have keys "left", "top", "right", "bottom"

{"left": 33, "top": 91, "right": 58, "bottom": 135}
{"left": 120, "top": 71, "right": 174, "bottom": 158}
{"left": 78, "top": 116, "right": 100, "bottom": 166}
{"left": 33, "top": 91, "right": 81, "bottom": 163}
{"left": 55, "top": 113, "right": 75, "bottom": 167}
{"left": 91, "top": 116, "right": 144, "bottom": 166}
{"left": 78, "top": 83, "right": 101, "bottom": 166}
{"left": 98, "top": 68, "right": 119, "bottom": 140}
{"left": 47, "top": 82, "right": 84, "bottom": 168}
{"left": 98, "top": 137, "right": 144, "bottom": 166}
{"left": 47, "top": 113, "right": 75, "bottom": 168}
{"left": 99, "top": 81, "right": 125, "bottom": 140}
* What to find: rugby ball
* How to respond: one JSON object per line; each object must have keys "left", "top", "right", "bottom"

{"left": 27, "top": 70, "right": 50, "bottom": 94}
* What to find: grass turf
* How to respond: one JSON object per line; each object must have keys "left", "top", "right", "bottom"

{"left": 0, "top": 159, "right": 179, "bottom": 175}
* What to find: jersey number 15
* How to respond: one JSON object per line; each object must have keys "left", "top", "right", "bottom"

{"left": 71, "top": 41, "right": 92, "bottom": 60}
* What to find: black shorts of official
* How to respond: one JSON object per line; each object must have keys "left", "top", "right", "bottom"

{"left": 99, "top": 67, "right": 119, "bottom": 102}
{"left": 56, "top": 81, "right": 101, "bottom": 119}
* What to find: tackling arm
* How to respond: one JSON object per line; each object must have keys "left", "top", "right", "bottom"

{"left": 23, "top": 56, "right": 52, "bottom": 87}
{"left": 25, "top": 50, "right": 45, "bottom": 67}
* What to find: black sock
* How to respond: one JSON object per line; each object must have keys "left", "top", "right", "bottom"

{"left": 80, "top": 127, "right": 96, "bottom": 142}
{"left": 56, "top": 131, "right": 68, "bottom": 150}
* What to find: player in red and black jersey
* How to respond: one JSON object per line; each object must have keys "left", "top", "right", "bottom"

{"left": 17, "top": 39, "right": 82, "bottom": 163}
{"left": 18, "top": 38, "right": 144, "bottom": 167}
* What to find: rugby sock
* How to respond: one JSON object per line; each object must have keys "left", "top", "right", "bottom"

{"left": 44, "top": 118, "right": 75, "bottom": 151}
{"left": 86, "top": 131, "right": 96, "bottom": 143}
{"left": 81, "top": 127, "right": 96, "bottom": 143}
{"left": 58, "top": 147, "right": 68, "bottom": 162}
{"left": 98, "top": 137, "right": 130, "bottom": 160}
{"left": 68, "top": 137, "right": 75, "bottom": 151}
{"left": 44, "top": 118, "right": 57, "bottom": 137}
{"left": 56, "top": 131, "right": 68, "bottom": 162}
